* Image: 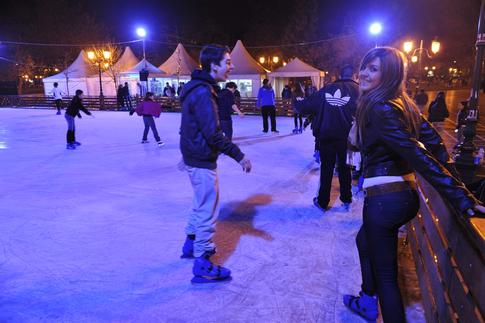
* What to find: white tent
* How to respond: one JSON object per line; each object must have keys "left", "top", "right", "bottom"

{"left": 159, "top": 43, "right": 198, "bottom": 77}
{"left": 228, "top": 40, "right": 269, "bottom": 97}
{"left": 120, "top": 58, "right": 167, "bottom": 96}
{"left": 42, "top": 50, "right": 97, "bottom": 96}
{"left": 87, "top": 46, "right": 140, "bottom": 96}
{"left": 268, "top": 58, "right": 325, "bottom": 97}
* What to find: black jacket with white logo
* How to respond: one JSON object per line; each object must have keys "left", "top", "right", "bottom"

{"left": 296, "top": 79, "right": 359, "bottom": 140}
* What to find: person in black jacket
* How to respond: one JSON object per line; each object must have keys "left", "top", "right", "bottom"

{"left": 343, "top": 47, "right": 485, "bottom": 323}
{"left": 427, "top": 91, "right": 449, "bottom": 132}
{"left": 65, "top": 89, "right": 92, "bottom": 150}
{"left": 179, "top": 44, "right": 252, "bottom": 283}
{"left": 296, "top": 65, "right": 359, "bottom": 212}
{"left": 217, "top": 81, "right": 244, "bottom": 140}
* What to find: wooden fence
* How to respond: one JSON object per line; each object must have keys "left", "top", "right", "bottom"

{"left": 0, "top": 95, "right": 295, "bottom": 116}
{"left": 409, "top": 175, "right": 485, "bottom": 322}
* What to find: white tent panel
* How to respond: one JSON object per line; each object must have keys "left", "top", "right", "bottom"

{"left": 159, "top": 43, "right": 198, "bottom": 77}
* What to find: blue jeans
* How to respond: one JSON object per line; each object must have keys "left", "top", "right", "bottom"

{"left": 356, "top": 189, "right": 419, "bottom": 323}
{"left": 142, "top": 116, "right": 161, "bottom": 142}
{"left": 65, "top": 114, "right": 75, "bottom": 143}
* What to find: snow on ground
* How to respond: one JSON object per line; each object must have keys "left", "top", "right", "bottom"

{"left": 0, "top": 108, "right": 424, "bottom": 322}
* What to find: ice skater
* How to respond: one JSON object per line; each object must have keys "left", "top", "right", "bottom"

{"left": 343, "top": 46, "right": 485, "bottom": 323}
{"left": 292, "top": 84, "right": 304, "bottom": 133}
{"left": 179, "top": 44, "right": 252, "bottom": 283}
{"left": 257, "top": 79, "right": 278, "bottom": 133}
{"left": 51, "top": 82, "right": 65, "bottom": 115}
{"left": 65, "top": 89, "right": 92, "bottom": 150}
{"left": 296, "top": 65, "right": 359, "bottom": 212}
{"left": 217, "top": 81, "right": 244, "bottom": 140}
{"left": 131, "top": 91, "right": 164, "bottom": 147}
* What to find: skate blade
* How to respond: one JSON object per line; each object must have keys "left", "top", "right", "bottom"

{"left": 191, "top": 275, "right": 232, "bottom": 284}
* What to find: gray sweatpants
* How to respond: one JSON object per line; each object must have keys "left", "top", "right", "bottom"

{"left": 185, "top": 166, "right": 219, "bottom": 257}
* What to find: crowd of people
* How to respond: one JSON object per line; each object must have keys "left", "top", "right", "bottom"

{"left": 51, "top": 44, "right": 484, "bottom": 323}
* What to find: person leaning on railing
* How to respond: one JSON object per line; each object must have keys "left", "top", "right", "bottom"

{"left": 342, "top": 46, "right": 485, "bottom": 323}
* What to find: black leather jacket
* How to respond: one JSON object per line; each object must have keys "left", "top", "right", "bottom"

{"left": 361, "top": 100, "right": 477, "bottom": 212}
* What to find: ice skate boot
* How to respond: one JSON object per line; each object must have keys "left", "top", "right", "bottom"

{"left": 292, "top": 128, "right": 299, "bottom": 134}
{"left": 298, "top": 127, "right": 303, "bottom": 133}
{"left": 180, "top": 234, "right": 195, "bottom": 259}
{"left": 56, "top": 111, "right": 61, "bottom": 115}
{"left": 343, "top": 202, "right": 351, "bottom": 212}
{"left": 343, "top": 291, "right": 378, "bottom": 322}
{"left": 157, "top": 141, "right": 165, "bottom": 147}
{"left": 191, "top": 251, "right": 231, "bottom": 283}
{"left": 74, "top": 141, "right": 82, "bottom": 146}
{"left": 66, "top": 143, "right": 76, "bottom": 150}
{"left": 313, "top": 197, "right": 327, "bottom": 213}
{"left": 141, "top": 140, "right": 149, "bottom": 144}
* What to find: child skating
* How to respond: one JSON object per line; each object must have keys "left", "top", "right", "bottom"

{"left": 131, "top": 92, "right": 164, "bottom": 147}
{"left": 65, "top": 89, "right": 92, "bottom": 150}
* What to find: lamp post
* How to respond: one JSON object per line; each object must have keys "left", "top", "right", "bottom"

{"left": 454, "top": 0, "right": 485, "bottom": 183}
{"left": 369, "top": 22, "right": 382, "bottom": 47}
{"left": 87, "top": 49, "right": 111, "bottom": 109}
{"left": 259, "top": 55, "right": 280, "bottom": 71}
{"left": 402, "top": 39, "right": 440, "bottom": 86}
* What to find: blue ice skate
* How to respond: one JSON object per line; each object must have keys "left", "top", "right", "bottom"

{"left": 66, "top": 143, "right": 76, "bottom": 150}
{"left": 313, "top": 150, "right": 320, "bottom": 164}
{"left": 191, "top": 251, "right": 231, "bottom": 284}
{"left": 343, "top": 291, "right": 378, "bottom": 322}
{"left": 180, "top": 235, "right": 195, "bottom": 259}
{"left": 313, "top": 197, "right": 327, "bottom": 213}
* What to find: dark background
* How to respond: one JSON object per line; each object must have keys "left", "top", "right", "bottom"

{"left": 0, "top": 0, "right": 480, "bottom": 84}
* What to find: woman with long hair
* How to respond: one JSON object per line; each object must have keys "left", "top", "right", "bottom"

{"left": 343, "top": 47, "right": 484, "bottom": 322}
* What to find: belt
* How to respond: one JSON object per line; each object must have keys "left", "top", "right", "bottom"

{"left": 365, "top": 181, "right": 416, "bottom": 197}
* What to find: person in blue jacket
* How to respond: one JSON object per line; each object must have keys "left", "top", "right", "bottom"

{"left": 257, "top": 79, "right": 278, "bottom": 133}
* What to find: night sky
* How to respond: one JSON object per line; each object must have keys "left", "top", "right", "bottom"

{"left": 0, "top": 0, "right": 481, "bottom": 80}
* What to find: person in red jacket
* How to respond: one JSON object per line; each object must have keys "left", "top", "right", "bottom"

{"left": 132, "top": 92, "right": 164, "bottom": 147}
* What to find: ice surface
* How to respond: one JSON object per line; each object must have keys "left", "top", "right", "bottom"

{"left": 0, "top": 108, "right": 424, "bottom": 322}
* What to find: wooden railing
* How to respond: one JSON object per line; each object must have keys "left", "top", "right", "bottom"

{"left": 409, "top": 175, "right": 485, "bottom": 322}
{"left": 0, "top": 95, "right": 295, "bottom": 116}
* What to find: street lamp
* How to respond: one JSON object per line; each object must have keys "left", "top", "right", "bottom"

{"left": 259, "top": 55, "right": 280, "bottom": 71}
{"left": 402, "top": 39, "right": 440, "bottom": 86}
{"left": 136, "top": 27, "right": 147, "bottom": 62}
{"left": 369, "top": 22, "right": 382, "bottom": 47}
{"left": 87, "top": 49, "right": 112, "bottom": 109}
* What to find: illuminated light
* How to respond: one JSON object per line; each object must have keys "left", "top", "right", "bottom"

{"left": 259, "top": 57, "right": 265, "bottom": 64}
{"left": 432, "top": 66, "right": 436, "bottom": 70}
{"left": 272, "top": 56, "right": 279, "bottom": 64}
{"left": 103, "top": 51, "right": 111, "bottom": 59}
{"left": 87, "top": 51, "right": 95, "bottom": 60}
{"left": 431, "top": 40, "right": 440, "bottom": 54}
{"left": 104, "top": 62, "right": 109, "bottom": 68}
{"left": 136, "top": 27, "right": 147, "bottom": 38}
{"left": 403, "top": 41, "right": 413, "bottom": 54}
{"left": 54, "top": 68, "right": 59, "bottom": 72}
{"left": 434, "top": 255, "right": 438, "bottom": 263}
{"left": 24, "top": 74, "right": 29, "bottom": 78}
{"left": 424, "top": 66, "right": 429, "bottom": 71}
{"left": 369, "top": 22, "right": 382, "bottom": 35}
{"left": 411, "top": 56, "right": 418, "bottom": 63}
{"left": 283, "top": 62, "right": 287, "bottom": 66}
{"left": 449, "top": 67, "right": 453, "bottom": 72}
{"left": 453, "top": 68, "right": 458, "bottom": 73}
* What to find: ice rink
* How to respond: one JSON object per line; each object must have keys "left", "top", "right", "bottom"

{"left": 0, "top": 108, "right": 424, "bottom": 322}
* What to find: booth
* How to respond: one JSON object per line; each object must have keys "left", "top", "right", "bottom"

{"left": 227, "top": 40, "right": 269, "bottom": 97}
{"left": 268, "top": 58, "right": 325, "bottom": 97}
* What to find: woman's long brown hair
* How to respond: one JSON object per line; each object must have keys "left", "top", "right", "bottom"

{"left": 356, "top": 47, "right": 421, "bottom": 144}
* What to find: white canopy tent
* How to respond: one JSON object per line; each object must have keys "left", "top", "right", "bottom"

{"left": 158, "top": 43, "right": 199, "bottom": 94}
{"left": 268, "top": 58, "right": 325, "bottom": 97}
{"left": 86, "top": 46, "right": 140, "bottom": 96}
{"left": 228, "top": 40, "right": 269, "bottom": 97}
{"left": 159, "top": 43, "right": 198, "bottom": 77}
{"left": 120, "top": 59, "right": 167, "bottom": 96}
{"left": 42, "top": 50, "right": 97, "bottom": 96}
